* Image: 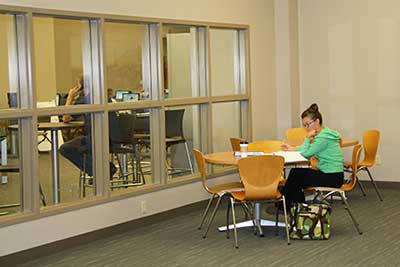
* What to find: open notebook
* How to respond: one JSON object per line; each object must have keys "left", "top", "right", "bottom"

{"left": 234, "top": 150, "right": 307, "bottom": 163}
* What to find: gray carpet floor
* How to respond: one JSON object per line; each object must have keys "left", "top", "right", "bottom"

{"left": 15, "top": 182, "right": 400, "bottom": 267}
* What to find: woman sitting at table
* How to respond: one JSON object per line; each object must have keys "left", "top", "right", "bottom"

{"left": 280, "top": 103, "right": 344, "bottom": 208}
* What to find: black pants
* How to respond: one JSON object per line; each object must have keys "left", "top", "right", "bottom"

{"left": 282, "top": 168, "right": 344, "bottom": 206}
{"left": 60, "top": 136, "right": 116, "bottom": 177}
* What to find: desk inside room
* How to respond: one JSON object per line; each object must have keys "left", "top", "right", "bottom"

{"left": 9, "top": 121, "right": 85, "bottom": 204}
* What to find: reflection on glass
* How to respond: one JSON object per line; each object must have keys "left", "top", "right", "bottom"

{"left": 0, "top": 14, "right": 18, "bottom": 110}
{"left": 104, "top": 22, "right": 148, "bottom": 102}
{"left": 165, "top": 105, "right": 199, "bottom": 180}
{"left": 32, "top": 16, "right": 87, "bottom": 107}
{"left": 210, "top": 28, "right": 240, "bottom": 96}
{"left": 39, "top": 113, "right": 92, "bottom": 205}
{"left": 108, "top": 109, "right": 153, "bottom": 193}
{"left": 0, "top": 118, "right": 21, "bottom": 216}
{"left": 212, "top": 102, "right": 241, "bottom": 152}
{"left": 162, "top": 25, "right": 197, "bottom": 98}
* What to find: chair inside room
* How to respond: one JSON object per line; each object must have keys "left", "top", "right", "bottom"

{"left": 193, "top": 148, "right": 244, "bottom": 238}
{"left": 165, "top": 109, "right": 194, "bottom": 176}
{"left": 80, "top": 112, "right": 144, "bottom": 197}
{"left": 285, "top": 127, "right": 307, "bottom": 146}
{"left": 109, "top": 112, "right": 144, "bottom": 188}
{"left": 306, "top": 144, "right": 363, "bottom": 235}
{"left": 230, "top": 137, "right": 246, "bottom": 151}
{"left": 229, "top": 155, "right": 290, "bottom": 248}
{"left": 344, "top": 130, "right": 382, "bottom": 201}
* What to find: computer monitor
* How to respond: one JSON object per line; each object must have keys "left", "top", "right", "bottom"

{"left": 115, "top": 90, "right": 130, "bottom": 101}
{"left": 122, "top": 92, "right": 139, "bottom": 102}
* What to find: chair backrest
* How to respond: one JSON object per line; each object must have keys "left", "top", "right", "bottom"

{"left": 238, "top": 155, "right": 284, "bottom": 200}
{"left": 248, "top": 140, "right": 283, "bottom": 153}
{"left": 230, "top": 137, "right": 246, "bottom": 151}
{"left": 362, "top": 130, "right": 380, "bottom": 166}
{"left": 285, "top": 127, "right": 307, "bottom": 146}
{"left": 165, "top": 109, "right": 185, "bottom": 139}
{"left": 109, "top": 112, "right": 135, "bottom": 144}
{"left": 7, "top": 92, "right": 18, "bottom": 108}
{"left": 193, "top": 148, "right": 210, "bottom": 193}
{"left": 346, "top": 144, "right": 363, "bottom": 190}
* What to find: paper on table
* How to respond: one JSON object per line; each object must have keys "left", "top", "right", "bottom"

{"left": 272, "top": 151, "right": 308, "bottom": 163}
{"left": 234, "top": 151, "right": 265, "bottom": 157}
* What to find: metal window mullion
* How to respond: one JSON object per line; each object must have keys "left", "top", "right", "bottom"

{"left": 16, "top": 13, "right": 39, "bottom": 212}
{"left": 149, "top": 23, "right": 165, "bottom": 184}
{"left": 197, "top": 27, "right": 208, "bottom": 97}
{"left": 86, "top": 18, "right": 109, "bottom": 196}
{"left": 240, "top": 29, "right": 252, "bottom": 140}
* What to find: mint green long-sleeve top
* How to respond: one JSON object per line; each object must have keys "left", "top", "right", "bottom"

{"left": 296, "top": 127, "right": 344, "bottom": 173}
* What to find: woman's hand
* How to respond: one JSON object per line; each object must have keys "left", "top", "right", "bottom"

{"left": 281, "top": 143, "right": 296, "bottom": 151}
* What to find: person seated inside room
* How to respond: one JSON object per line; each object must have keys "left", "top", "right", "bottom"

{"left": 60, "top": 75, "right": 117, "bottom": 179}
{"left": 278, "top": 103, "right": 344, "bottom": 211}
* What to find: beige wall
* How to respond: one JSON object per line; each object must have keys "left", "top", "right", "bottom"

{"left": 298, "top": 0, "right": 399, "bottom": 181}
{"left": 0, "top": 0, "right": 277, "bottom": 256}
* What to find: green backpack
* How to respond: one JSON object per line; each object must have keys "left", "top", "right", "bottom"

{"left": 289, "top": 202, "right": 331, "bottom": 240}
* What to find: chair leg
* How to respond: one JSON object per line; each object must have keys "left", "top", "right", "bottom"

{"left": 198, "top": 194, "right": 216, "bottom": 230}
{"left": 39, "top": 183, "right": 47, "bottom": 206}
{"left": 226, "top": 199, "right": 231, "bottom": 239}
{"left": 230, "top": 198, "right": 239, "bottom": 248}
{"left": 275, "top": 203, "right": 279, "bottom": 236}
{"left": 338, "top": 192, "right": 363, "bottom": 235}
{"left": 356, "top": 175, "right": 367, "bottom": 197}
{"left": 241, "top": 202, "right": 257, "bottom": 235}
{"left": 184, "top": 142, "right": 194, "bottom": 174}
{"left": 364, "top": 168, "right": 383, "bottom": 201}
{"left": 203, "top": 194, "right": 223, "bottom": 238}
{"left": 282, "top": 197, "right": 290, "bottom": 245}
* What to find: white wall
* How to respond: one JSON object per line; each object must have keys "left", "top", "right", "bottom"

{"left": 0, "top": 0, "right": 277, "bottom": 256}
{"left": 298, "top": 0, "right": 400, "bottom": 181}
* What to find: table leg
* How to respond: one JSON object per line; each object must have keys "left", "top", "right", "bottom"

{"left": 218, "top": 203, "right": 285, "bottom": 232}
{"left": 51, "top": 129, "right": 60, "bottom": 204}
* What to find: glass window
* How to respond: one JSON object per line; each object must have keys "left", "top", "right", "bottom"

{"left": 209, "top": 28, "right": 240, "bottom": 96}
{"left": 162, "top": 25, "right": 199, "bottom": 99}
{"left": 38, "top": 113, "right": 92, "bottom": 205}
{"left": 212, "top": 102, "right": 241, "bottom": 152}
{"left": 104, "top": 22, "right": 149, "bottom": 102}
{"left": 32, "top": 16, "right": 88, "bottom": 107}
{"left": 108, "top": 109, "right": 153, "bottom": 193}
{"left": 165, "top": 105, "right": 200, "bottom": 180}
{"left": 0, "top": 14, "right": 18, "bottom": 110}
{"left": 0, "top": 118, "right": 21, "bottom": 216}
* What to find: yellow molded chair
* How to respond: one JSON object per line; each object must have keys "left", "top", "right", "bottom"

{"left": 306, "top": 144, "right": 363, "bottom": 235}
{"left": 285, "top": 127, "right": 307, "bottom": 146}
{"left": 344, "top": 130, "right": 382, "bottom": 201}
{"left": 230, "top": 137, "right": 246, "bottom": 151}
{"left": 248, "top": 140, "right": 286, "bottom": 185}
{"left": 193, "top": 149, "right": 244, "bottom": 238}
{"left": 229, "top": 155, "right": 290, "bottom": 248}
{"left": 248, "top": 140, "right": 283, "bottom": 153}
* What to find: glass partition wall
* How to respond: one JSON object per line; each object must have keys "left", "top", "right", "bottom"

{"left": 0, "top": 5, "right": 250, "bottom": 223}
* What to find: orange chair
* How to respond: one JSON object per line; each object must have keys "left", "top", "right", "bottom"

{"left": 345, "top": 130, "right": 382, "bottom": 201}
{"left": 285, "top": 127, "right": 307, "bottom": 146}
{"left": 306, "top": 144, "right": 363, "bottom": 235}
{"left": 229, "top": 155, "right": 290, "bottom": 248}
{"left": 248, "top": 140, "right": 284, "bottom": 153}
{"left": 230, "top": 137, "right": 246, "bottom": 151}
{"left": 193, "top": 149, "right": 244, "bottom": 238}
{"left": 249, "top": 140, "right": 286, "bottom": 185}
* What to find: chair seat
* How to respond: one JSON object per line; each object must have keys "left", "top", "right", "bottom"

{"left": 209, "top": 181, "right": 244, "bottom": 195}
{"left": 278, "top": 176, "right": 286, "bottom": 186}
{"left": 0, "top": 165, "right": 20, "bottom": 173}
{"left": 231, "top": 190, "right": 282, "bottom": 201}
